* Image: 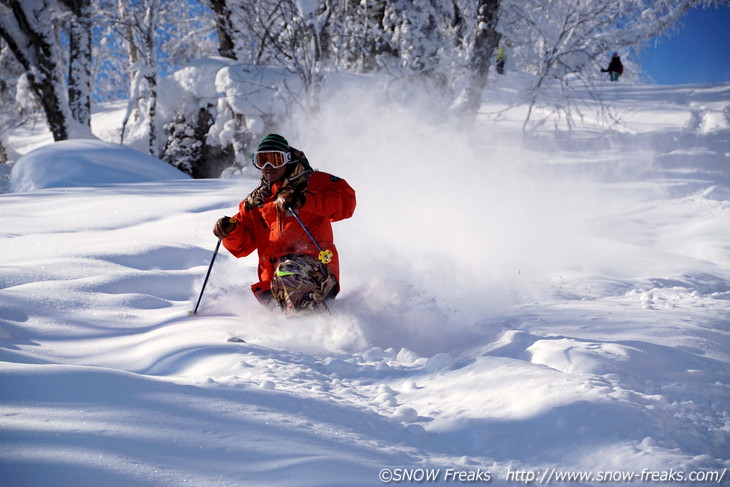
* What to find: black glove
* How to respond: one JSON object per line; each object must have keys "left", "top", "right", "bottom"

{"left": 275, "top": 187, "right": 306, "bottom": 213}
{"left": 213, "top": 216, "right": 238, "bottom": 239}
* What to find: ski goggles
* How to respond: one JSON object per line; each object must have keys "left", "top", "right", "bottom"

{"left": 252, "top": 150, "right": 293, "bottom": 169}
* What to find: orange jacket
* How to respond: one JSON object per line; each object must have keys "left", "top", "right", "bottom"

{"left": 221, "top": 171, "right": 356, "bottom": 295}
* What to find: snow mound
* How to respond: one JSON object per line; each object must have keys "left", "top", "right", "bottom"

{"left": 2, "top": 80, "right": 730, "bottom": 486}
{"left": 10, "top": 139, "right": 189, "bottom": 192}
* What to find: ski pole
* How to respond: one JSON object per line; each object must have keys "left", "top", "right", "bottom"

{"left": 287, "top": 206, "right": 333, "bottom": 264}
{"left": 189, "top": 217, "right": 236, "bottom": 316}
{"left": 189, "top": 238, "right": 222, "bottom": 316}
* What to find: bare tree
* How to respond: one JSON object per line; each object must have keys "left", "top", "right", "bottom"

{"left": 0, "top": 38, "right": 24, "bottom": 162}
{"left": 459, "top": 0, "right": 501, "bottom": 122}
{"left": 499, "top": 0, "right": 717, "bottom": 135}
{"left": 118, "top": 0, "right": 160, "bottom": 155}
{"left": 62, "top": 0, "right": 93, "bottom": 128}
{"left": 206, "top": 0, "right": 238, "bottom": 59}
{"left": 0, "top": 0, "right": 77, "bottom": 140}
{"left": 142, "top": 0, "right": 158, "bottom": 156}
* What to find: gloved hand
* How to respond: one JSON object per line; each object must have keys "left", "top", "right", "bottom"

{"left": 275, "top": 187, "right": 306, "bottom": 213}
{"left": 213, "top": 216, "right": 238, "bottom": 239}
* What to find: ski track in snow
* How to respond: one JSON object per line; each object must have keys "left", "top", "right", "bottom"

{"left": 1, "top": 80, "right": 729, "bottom": 486}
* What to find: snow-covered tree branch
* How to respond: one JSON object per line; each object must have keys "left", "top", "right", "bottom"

{"left": 3, "top": 0, "right": 726, "bottom": 175}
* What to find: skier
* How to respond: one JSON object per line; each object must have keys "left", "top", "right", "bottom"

{"left": 601, "top": 52, "right": 624, "bottom": 82}
{"left": 213, "top": 133, "right": 356, "bottom": 315}
{"left": 495, "top": 45, "right": 507, "bottom": 75}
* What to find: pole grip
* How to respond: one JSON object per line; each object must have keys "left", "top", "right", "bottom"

{"left": 287, "top": 206, "right": 333, "bottom": 264}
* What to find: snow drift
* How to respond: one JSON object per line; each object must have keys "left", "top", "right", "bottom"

{"left": 1, "top": 76, "right": 729, "bottom": 486}
{"left": 9, "top": 139, "right": 189, "bottom": 192}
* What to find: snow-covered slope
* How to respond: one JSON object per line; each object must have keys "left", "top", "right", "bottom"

{"left": 1, "top": 79, "right": 728, "bottom": 486}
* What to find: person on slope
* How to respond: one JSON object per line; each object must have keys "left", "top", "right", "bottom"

{"left": 213, "top": 133, "right": 356, "bottom": 315}
{"left": 495, "top": 45, "right": 507, "bottom": 75}
{"left": 601, "top": 52, "right": 624, "bottom": 82}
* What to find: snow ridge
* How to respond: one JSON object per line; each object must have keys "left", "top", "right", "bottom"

{"left": 1, "top": 79, "right": 729, "bottom": 486}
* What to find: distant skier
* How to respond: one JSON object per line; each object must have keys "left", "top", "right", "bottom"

{"left": 495, "top": 45, "right": 507, "bottom": 75}
{"left": 213, "top": 133, "right": 356, "bottom": 315}
{"left": 601, "top": 52, "right": 623, "bottom": 82}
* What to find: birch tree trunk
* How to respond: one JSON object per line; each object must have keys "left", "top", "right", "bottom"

{"left": 118, "top": 0, "right": 140, "bottom": 126}
{"left": 143, "top": 1, "right": 158, "bottom": 156}
{"left": 63, "top": 0, "right": 93, "bottom": 130}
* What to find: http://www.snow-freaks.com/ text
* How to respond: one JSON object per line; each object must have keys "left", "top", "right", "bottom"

{"left": 378, "top": 467, "right": 727, "bottom": 484}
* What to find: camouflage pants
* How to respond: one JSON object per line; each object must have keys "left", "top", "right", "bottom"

{"left": 271, "top": 255, "right": 339, "bottom": 315}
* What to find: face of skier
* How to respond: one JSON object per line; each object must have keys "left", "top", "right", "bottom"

{"left": 253, "top": 150, "right": 292, "bottom": 183}
{"left": 261, "top": 163, "right": 288, "bottom": 183}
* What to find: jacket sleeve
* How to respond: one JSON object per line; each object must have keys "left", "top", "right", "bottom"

{"left": 220, "top": 201, "right": 259, "bottom": 258}
{"left": 303, "top": 173, "right": 356, "bottom": 222}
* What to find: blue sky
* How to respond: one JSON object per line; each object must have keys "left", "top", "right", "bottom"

{"left": 637, "top": 4, "right": 730, "bottom": 85}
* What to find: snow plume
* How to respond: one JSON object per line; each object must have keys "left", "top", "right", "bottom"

{"left": 284, "top": 83, "right": 619, "bottom": 355}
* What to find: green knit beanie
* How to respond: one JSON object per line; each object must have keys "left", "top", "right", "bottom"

{"left": 257, "top": 133, "right": 290, "bottom": 153}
